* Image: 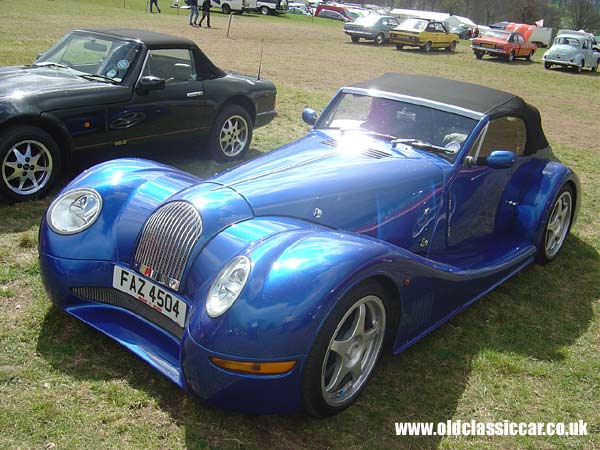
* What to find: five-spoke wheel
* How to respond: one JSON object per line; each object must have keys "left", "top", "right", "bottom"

{"left": 0, "top": 125, "right": 60, "bottom": 201}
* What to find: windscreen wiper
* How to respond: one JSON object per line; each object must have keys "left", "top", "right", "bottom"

{"left": 79, "top": 74, "right": 117, "bottom": 84}
{"left": 393, "top": 138, "right": 453, "bottom": 154}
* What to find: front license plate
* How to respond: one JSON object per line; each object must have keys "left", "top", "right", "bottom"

{"left": 112, "top": 266, "right": 187, "bottom": 328}
{"left": 482, "top": 43, "right": 494, "bottom": 49}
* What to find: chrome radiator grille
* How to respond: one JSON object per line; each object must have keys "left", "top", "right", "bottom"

{"left": 72, "top": 287, "right": 184, "bottom": 338}
{"left": 133, "top": 201, "right": 202, "bottom": 290}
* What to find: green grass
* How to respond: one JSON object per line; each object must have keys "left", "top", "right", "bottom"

{"left": 0, "top": 0, "right": 599, "bottom": 449}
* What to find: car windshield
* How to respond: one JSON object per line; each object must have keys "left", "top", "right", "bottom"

{"left": 316, "top": 93, "right": 478, "bottom": 162}
{"left": 481, "top": 30, "right": 511, "bottom": 40}
{"left": 35, "top": 31, "right": 140, "bottom": 83}
{"left": 354, "top": 15, "right": 382, "bottom": 26}
{"left": 554, "top": 36, "right": 580, "bottom": 47}
{"left": 397, "top": 19, "right": 428, "bottom": 31}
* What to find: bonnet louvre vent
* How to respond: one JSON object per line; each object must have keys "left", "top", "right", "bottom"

{"left": 362, "top": 148, "right": 392, "bottom": 159}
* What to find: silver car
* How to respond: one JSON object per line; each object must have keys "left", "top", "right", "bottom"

{"left": 542, "top": 30, "right": 600, "bottom": 72}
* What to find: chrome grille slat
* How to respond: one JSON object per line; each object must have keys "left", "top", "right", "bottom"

{"left": 72, "top": 287, "right": 184, "bottom": 338}
{"left": 134, "top": 201, "right": 202, "bottom": 288}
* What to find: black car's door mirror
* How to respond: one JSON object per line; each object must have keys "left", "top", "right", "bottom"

{"left": 302, "top": 108, "right": 318, "bottom": 125}
{"left": 485, "top": 150, "right": 517, "bottom": 169}
{"left": 136, "top": 76, "right": 166, "bottom": 95}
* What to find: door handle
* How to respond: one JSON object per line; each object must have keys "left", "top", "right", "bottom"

{"left": 187, "top": 91, "right": 204, "bottom": 97}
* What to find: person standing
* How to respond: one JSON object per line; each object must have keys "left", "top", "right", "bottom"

{"left": 189, "top": 0, "right": 199, "bottom": 26}
{"left": 150, "top": 0, "right": 161, "bottom": 12}
{"left": 198, "top": 0, "right": 211, "bottom": 27}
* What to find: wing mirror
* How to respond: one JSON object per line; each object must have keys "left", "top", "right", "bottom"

{"left": 136, "top": 76, "right": 166, "bottom": 95}
{"left": 486, "top": 150, "right": 516, "bottom": 169}
{"left": 302, "top": 108, "right": 318, "bottom": 125}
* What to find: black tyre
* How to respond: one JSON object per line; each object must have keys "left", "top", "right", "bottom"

{"left": 507, "top": 50, "right": 515, "bottom": 62}
{"left": 395, "top": 43, "right": 404, "bottom": 50}
{"left": 537, "top": 185, "right": 574, "bottom": 264}
{"left": 445, "top": 41, "right": 456, "bottom": 52}
{"left": 208, "top": 105, "right": 253, "bottom": 162}
{"left": 544, "top": 62, "right": 552, "bottom": 69}
{"left": 592, "top": 59, "right": 599, "bottom": 72}
{"left": 260, "top": 5, "right": 269, "bottom": 15}
{"left": 301, "top": 280, "right": 389, "bottom": 417}
{"left": 0, "top": 125, "right": 61, "bottom": 202}
{"left": 221, "top": 3, "right": 231, "bottom": 14}
{"left": 351, "top": 36, "right": 359, "bottom": 43}
{"left": 525, "top": 50, "right": 534, "bottom": 61}
{"left": 374, "top": 33, "right": 384, "bottom": 45}
{"left": 422, "top": 41, "right": 432, "bottom": 52}
{"left": 475, "top": 51, "right": 484, "bottom": 60}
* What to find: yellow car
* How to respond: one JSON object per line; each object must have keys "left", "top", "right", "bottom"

{"left": 390, "top": 18, "right": 459, "bottom": 52}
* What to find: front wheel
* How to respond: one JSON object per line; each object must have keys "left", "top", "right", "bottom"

{"left": 544, "top": 62, "right": 552, "bottom": 69}
{"left": 445, "top": 41, "right": 456, "bottom": 52}
{"left": 260, "top": 5, "right": 269, "bottom": 15}
{"left": 301, "top": 280, "right": 388, "bottom": 417}
{"left": 474, "top": 51, "right": 484, "bottom": 60}
{"left": 351, "top": 36, "right": 359, "bottom": 43}
{"left": 374, "top": 33, "right": 384, "bottom": 45}
{"left": 507, "top": 50, "right": 515, "bottom": 62}
{"left": 209, "top": 105, "right": 253, "bottom": 162}
{"left": 0, "top": 125, "right": 61, "bottom": 201}
{"left": 537, "top": 185, "right": 574, "bottom": 264}
{"left": 592, "top": 59, "right": 599, "bottom": 72}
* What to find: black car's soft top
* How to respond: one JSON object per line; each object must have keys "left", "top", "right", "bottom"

{"left": 82, "top": 28, "right": 196, "bottom": 49}
{"left": 351, "top": 73, "right": 549, "bottom": 154}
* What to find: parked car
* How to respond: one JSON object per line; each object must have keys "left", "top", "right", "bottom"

{"left": 287, "top": 3, "right": 310, "bottom": 15}
{"left": 0, "top": 29, "right": 276, "bottom": 201}
{"left": 344, "top": 14, "right": 400, "bottom": 45}
{"left": 39, "top": 73, "right": 579, "bottom": 416}
{"left": 247, "top": 0, "right": 288, "bottom": 15}
{"left": 471, "top": 29, "right": 537, "bottom": 62}
{"left": 389, "top": 18, "right": 459, "bottom": 52}
{"left": 315, "top": 3, "right": 354, "bottom": 21}
{"left": 541, "top": 30, "right": 600, "bottom": 72}
{"left": 317, "top": 9, "right": 352, "bottom": 21}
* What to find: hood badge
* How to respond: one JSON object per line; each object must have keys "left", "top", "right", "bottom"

{"left": 137, "top": 263, "right": 181, "bottom": 291}
{"left": 313, "top": 207, "right": 323, "bottom": 219}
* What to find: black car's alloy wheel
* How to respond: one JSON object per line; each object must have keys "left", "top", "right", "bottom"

{"left": 209, "top": 105, "right": 253, "bottom": 162}
{"left": 0, "top": 125, "right": 61, "bottom": 201}
{"left": 301, "top": 280, "right": 388, "bottom": 417}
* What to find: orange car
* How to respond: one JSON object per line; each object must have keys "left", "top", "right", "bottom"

{"left": 471, "top": 29, "right": 537, "bottom": 62}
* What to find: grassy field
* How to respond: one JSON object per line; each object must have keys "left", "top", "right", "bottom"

{"left": 0, "top": 1, "right": 599, "bottom": 449}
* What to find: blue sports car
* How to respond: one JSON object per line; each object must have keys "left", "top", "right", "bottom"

{"left": 39, "top": 74, "right": 580, "bottom": 416}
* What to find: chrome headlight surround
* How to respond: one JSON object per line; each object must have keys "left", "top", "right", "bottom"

{"left": 47, "top": 188, "right": 102, "bottom": 235}
{"left": 206, "top": 255, "right": 252, "bottom": 318}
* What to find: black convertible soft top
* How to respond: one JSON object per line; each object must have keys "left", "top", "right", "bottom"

{"left": 83, "top": 28, "right": 196, "bottom": 49}
{"left": 351, "top": 73, "right": 549, "bottom": 154}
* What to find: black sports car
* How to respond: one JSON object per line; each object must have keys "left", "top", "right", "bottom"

{"left": 0, "top": 28, "right": 277, "bottom": 201}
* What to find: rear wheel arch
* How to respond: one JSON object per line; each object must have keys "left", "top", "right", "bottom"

{"left": 219, "top": 95, "right": 256, "bottom": 125}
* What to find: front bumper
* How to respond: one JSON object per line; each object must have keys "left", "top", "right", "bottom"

{"left": 389, "top": 34, "right": 421, "bottom": 46}
{"left": 345, "top": 30, "right": 376, "bottom": 39}
{"left": 39, "top": 253, "right": 304, "bottom": 413}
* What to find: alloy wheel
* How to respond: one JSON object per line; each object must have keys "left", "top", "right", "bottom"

{"left": 2, "top": 139, "right": 53, "bottom": 195}
{"left": 219, "top": 115, "right": 249, "bottom": 157}
{"left": 545, "top": 191, "right": 572, "bottom": 259}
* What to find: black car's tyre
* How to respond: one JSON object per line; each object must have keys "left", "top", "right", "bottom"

{"left": 209, "top": 105, "right": 253, "bottom": 162}
{"left": 544, "top": 62, "right": 552, "bottom": 69}
{"left": 301, "top": 279, "right": 389, "bottom": 417}
{"left": 221, "top": 3, "right": 231, "bottom": 14}
{"left": 445, "top": 41, "right": 456, "bottom": 52}
{"left": 422, "top": 41, "right": 432, "bottom": 52}
{"left": 351, "top": 36, "right": 360, "bottom": 43}
{"left": 537, "top": 185, "right": 574, "bottom": 264}
{"left": 0, "top": 125, "right": 61, "bottom": 202}
{"left": 374, "top": 33, "right": 384, "bottom": 45}
{"left": 395, "top": 43, "right": 404, "bottom": 50}
{"left": 475, "top": 51, "right": 484, "bottom": 59}
{"left": 525, "top": 50, "right": 534, "bottom": 61}
{"left": 260, "top": 5, "right": 269, "bottom": 15}
{"left": 507, "top": 50, "right": 515, "bottom": 62}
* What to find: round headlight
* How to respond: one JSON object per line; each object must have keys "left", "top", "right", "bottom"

{"left": 47, "top": 188, "right": 102, "bottom": 235}
{"left": 206, "top": 256, "right": 251, "bottom": 318}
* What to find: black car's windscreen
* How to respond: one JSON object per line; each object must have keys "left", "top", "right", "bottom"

{"left": 317, "top": 93, "right": 478, "bottom": 162}
{"left": 36, "top": 32, "right": 140, "bottom": 83}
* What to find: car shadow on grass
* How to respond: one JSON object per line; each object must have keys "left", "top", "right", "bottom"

{"left": 35, "top": 234, "right": 597, "bottom": 449}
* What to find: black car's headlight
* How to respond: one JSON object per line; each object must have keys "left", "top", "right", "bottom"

{"left": 47, "top": 188, "right": 102, "bottom": 235}
{"left": 206, "top": 256, "right": 251, "bottom": 318}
